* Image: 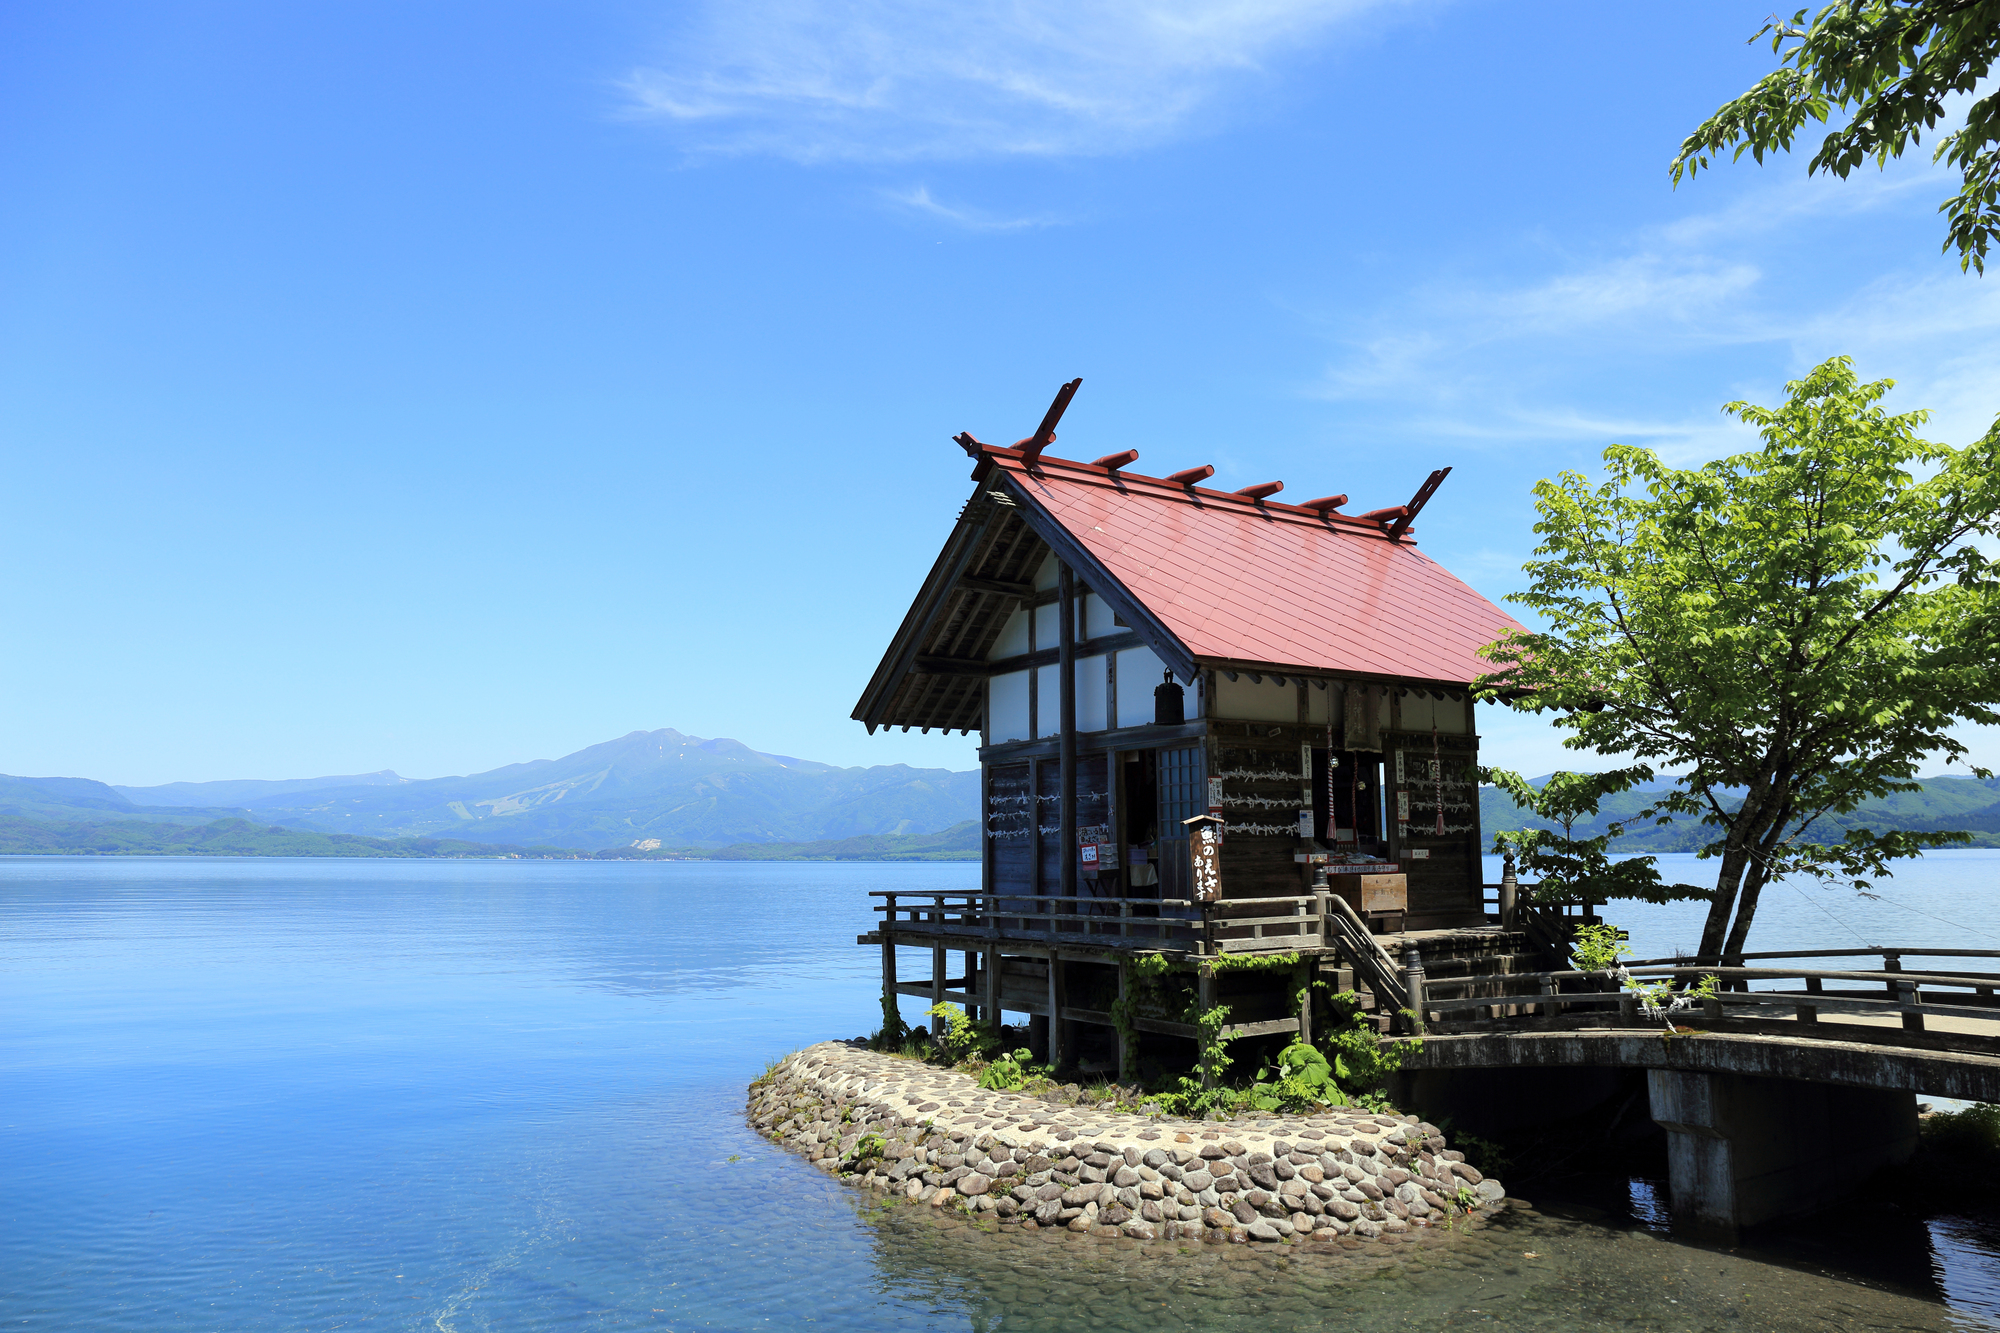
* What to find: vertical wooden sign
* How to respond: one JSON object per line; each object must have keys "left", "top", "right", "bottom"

{"left": 1184, "top": 814, "right": 1224, "bottom": 903}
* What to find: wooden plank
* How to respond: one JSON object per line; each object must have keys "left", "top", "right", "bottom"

{"left": 1222, "top": 1017, "right": 1304, "bottom": 1039}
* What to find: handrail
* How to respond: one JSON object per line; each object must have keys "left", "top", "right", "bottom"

{"left": 1628, "top": 946, "right": 2000, "bottom": 965}
{"left": 1323, "top": 893, "right": 1406, "bottom": 1010}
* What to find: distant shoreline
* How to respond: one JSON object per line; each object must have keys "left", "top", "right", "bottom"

{"left": 0, "top": 812, "right": 980, "bottom": 863}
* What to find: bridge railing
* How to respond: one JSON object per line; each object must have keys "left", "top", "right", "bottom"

{"left": 1413, "top": 960, "right": 2000, "bottom": 1035}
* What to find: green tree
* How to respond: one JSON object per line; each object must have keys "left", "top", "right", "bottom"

{"left": 1670, "top": 1, "right": 2000, "bottom": 272}
{"left": 1481, "top": 766, "right": 1711, "bottom": 906}
{"left": 1478, "top": 357, "right": 2000, "bottom": 960}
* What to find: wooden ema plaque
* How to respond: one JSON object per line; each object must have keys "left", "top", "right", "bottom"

{"left": 1184, "top": 814, "right": 1224, "bottom": 904}
{"left": 1326, "top": 871, "right": 1407, "bottom": 931}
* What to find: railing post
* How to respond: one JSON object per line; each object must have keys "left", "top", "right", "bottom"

{"left": 1401, "top": 943, "right": 1426, "bottom": 1034}
{"left": 1798, "top": 974, "right": 1820, "bottom": 1024}
{"left": 1618, "top": 991, "right": 1637, "bottom": 1025}
{"left": 881, "top": 897, "right": 898, "bottom": 1038}
{"left": 1539, "top": 973, "right": 1557, "bottom": 1019}
{"left": 1883, "top": 954, "right": 1924, "bottom": 1031}
{"left": 1499, "top": 850, "right": 1518, "bottom": 930}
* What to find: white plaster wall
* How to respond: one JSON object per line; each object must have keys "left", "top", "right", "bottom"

{"left": 1399, "top": 692, "right": 1468, "bottom": 734}
{"left": 1076, "top": 654, "right": 1109, "bottom": 732}
{"left": 990, "top": 607, "right": 1030, "bottom": 659}
{"left": 1115, "top": 646, "right": 1168, "bottom": 728}
{"left": 1034, "top": 664, "right": 1060, "bottom": 737}
{"left": 1034, "top": 602, "right": 1059, "bottom": 649}
{"left": 1084, "top": 593, "right": 1119, "bottom": 640}
{"left": 1307, "top": 681, "right": 1332, "bottom": 725}
{"left": 990, "top": 670, "right": 1031, "bottom": 743}
{"left": 1033, "top": 555, "right": 1059, "bottom": 591}
{"left": 1214, "top": 673, "right": 1298, "bottom": 722}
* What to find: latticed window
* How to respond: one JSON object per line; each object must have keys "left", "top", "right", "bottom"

{"left": 1157, "top": 745, "right": 1205, "bottom": 839}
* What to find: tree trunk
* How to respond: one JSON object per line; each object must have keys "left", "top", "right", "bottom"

{"left": 1696, "top": 774, "right": 1780, "bottom": 960}
{"left": 1697, "top": 844, "right": 1750, "bottom": 960}
{"left": 1721, "top": 797, "right": 1792, "bottom": 973}
{"left": 1722, "top": 863, "right": 1767, "bottom": 988}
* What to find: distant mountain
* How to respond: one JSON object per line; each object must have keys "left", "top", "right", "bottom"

{"left": 1481, "top": 774, "right": 2000, "bottom": 852}
{"left": 46, "top": 728, "right": 981, "bottom": 851}
{"left": 0, "top": 814, "right": 577, "bottom": 859}
{"left": 116, "top": 770, "right": 407, "bottom": 807}
{"left": 0, "top": 774, "right": 250, "bottom": 827}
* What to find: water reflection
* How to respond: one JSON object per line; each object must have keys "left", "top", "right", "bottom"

{"left": 854, "top": 1196, "right": 1971, "bottom": 1332}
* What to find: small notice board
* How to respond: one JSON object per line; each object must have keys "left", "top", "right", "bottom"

{"left": 1184, "top": 813, "right": 1224, "bottom": 904}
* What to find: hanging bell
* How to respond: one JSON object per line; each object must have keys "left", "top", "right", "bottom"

{"left": 1154, "top": 670, "right": 1185, "bottom": 725}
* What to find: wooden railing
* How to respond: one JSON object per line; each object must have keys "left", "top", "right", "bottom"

{"left": 869, "top": 890, "right": 1326, "bottom": 956}
{"left": 1411, "top": 957, "right": 2000, "bottom": 1037}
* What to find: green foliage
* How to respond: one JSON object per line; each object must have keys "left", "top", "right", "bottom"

{"left": 1572, "top": 922, "right": 1720, "bottom": 1021}
{"left": 1243, "top": 1042, "right": 1341, "bottom": 1113}
{"left": 1569, "top": 922, "right": 1634, "bottom": 974}
{"left": 976, "top": 1048, "right": 1042, "bottom": 1091}
{"left": 1208, "top": 951, "right": 1302, "bottom": 973}
{"left": 1321, "top": 992, "right": 1420, "bottom": 1097}
{"left": 841, "top": 1132, "right": 888, "bottom": 1169}
{"left": 1485, "top": 768, "right": 1711, "bottom": 905}
{"left": 1479, "top": 358, "right": 2000, "bottom": 959}
{"left": 1670, "top": 1, "right": 2000, "bottom": 273}
{"left": 925, "top": 1003, "right": 998, "bottom": 1064}
{"left": 1923, "top": 1101, "right": 2000, "bottom": 1161}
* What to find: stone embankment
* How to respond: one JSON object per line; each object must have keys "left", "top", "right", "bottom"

{"left": 749, "top": 1041, "right": 1506, "bottom": 1246}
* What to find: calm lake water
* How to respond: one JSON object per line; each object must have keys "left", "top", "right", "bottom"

{"left": 4, "top": 852, "right": 1999, "bottom": 1331}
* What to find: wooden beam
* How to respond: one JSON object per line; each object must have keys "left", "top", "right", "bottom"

{"left": 914, "top": 631, "right": 1141, "bottom": 679}
{"left": 958, "top": 574, "right": 1035, "bottom": 600}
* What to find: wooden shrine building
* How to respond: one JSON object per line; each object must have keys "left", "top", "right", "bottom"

{"left": 853, "top": 382, "right": 1530, "bottom": 1075}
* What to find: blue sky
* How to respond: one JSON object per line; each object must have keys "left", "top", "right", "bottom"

{"left": 3, "top": 1, "right": 1994, "bottom": 786}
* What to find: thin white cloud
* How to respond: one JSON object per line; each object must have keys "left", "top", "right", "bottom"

{"left": 623, "top": 0, "right": 1409, "bottom": 162}
{"left": 882, "top": 186, "right": 1065, "bottom": 231}
{"left": 1306, "top": 165, "right": 2000, "bottom": 458}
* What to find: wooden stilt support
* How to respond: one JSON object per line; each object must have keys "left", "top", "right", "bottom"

{"left": 931, "top": 938, "right": 946, "bottom": 1036}
{"left": 985, "top": 946, "right": 1002, "bottom": 1035}
{"left": 1048, "top": 950, "right": 1067, "bottom": 1071}
{"left": 882, "top": 924, "right": 897, "bottom": 1037}
{"left": 1115, "top": 959, "right": 1131, "bottom": 1081}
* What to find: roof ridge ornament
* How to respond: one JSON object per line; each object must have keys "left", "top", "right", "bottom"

{"left": 1016, "top": 378, "right": 1082, "bottom": 470}
{"left": 1235, "top": 481, "right": 1283, "bottom": 501}
{"left": 1358, "top": 468, "right": 1452, "bottom": 540}
{"left": 1166, "top": 464, "right": 1215, "bottom": 486}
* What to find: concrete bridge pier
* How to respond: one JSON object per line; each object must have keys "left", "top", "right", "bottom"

{"left": 1647, "top": 1069, "right": 1918, "bottom": 1239}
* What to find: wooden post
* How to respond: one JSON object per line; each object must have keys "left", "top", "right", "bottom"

{"left": 1047, "top": 950, "right": 1068, "bottom": 1071}
{"left": 1798, "top": 974, "right": 1820, "bottom": 1025}
{"left": 1198, "top": 964, "right": 1218, "bottom": 1089}
{"left": 1058, "top": 564, "right": 1077, "bottom": 899}
{"left": 1298, "top": 964, "right": 1313, "bottom": 1045}
{"left": 985, "top": 946, "right": 1003, "bottom": 1035}
{"left": 1401, "top": 942, "right": 1426, "bottom": 1034}
{"left": 1116, "top": 959, "right": 1131, "bottom": 1081}
{"left": 931, "top": 929, "right": 946, "bottom": 1037}
{"left": 882, "top": 898, "right": 898, "bottom": 1037}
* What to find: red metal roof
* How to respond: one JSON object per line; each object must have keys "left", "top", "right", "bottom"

{"left": 974, "top": 445, "right": 1524, "bottom": 686}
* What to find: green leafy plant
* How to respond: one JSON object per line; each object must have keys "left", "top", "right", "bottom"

{"left": 925, "top": 1002, "right": 998, "bottom": 1064}
{"left": 841, "top": 1132, "right": 888, "bottom": 1169}
{"left": 1572, "top": 922, "right": 1721, "bottom": 1022}
{"left": 976, "top": 1047, "right": 1041, "bottom": 1091}
{"left": 1569, "top": 922, "right": 1633, "bottom": 973}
